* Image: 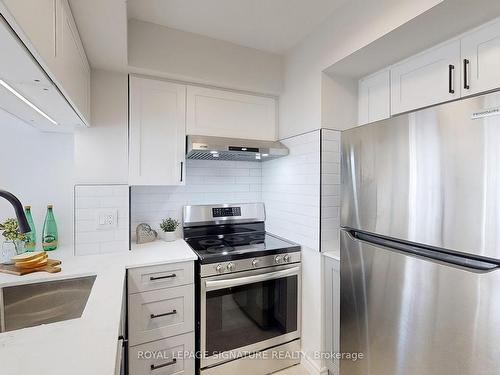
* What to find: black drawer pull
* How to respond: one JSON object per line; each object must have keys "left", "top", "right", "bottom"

{"left": 151, "top": 358, "right": 177, "bottom": 371}
{"left": 150, "top": 309, "right": 177, "bottom": 319}
{"left": 149, "top": 273, "right": 176, "bottom": 281}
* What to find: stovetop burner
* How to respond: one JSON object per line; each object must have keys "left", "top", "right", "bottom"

{"left": 185, "top": 230, "right": 299, "bottom": 264}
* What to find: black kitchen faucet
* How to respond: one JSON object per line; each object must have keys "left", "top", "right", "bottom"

{"left": 0, "top": 189, "right": 30, "bottom": 233}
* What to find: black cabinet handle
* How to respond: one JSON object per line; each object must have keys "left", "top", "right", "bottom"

{"left": 149, "top": 273, "right": 176, "bottom": 281}
{"left": 448, "top": 64, "right": 455, "bottom": 94}
{"left": 151, "top": 358, "right": 177, "bottom": 371}
{"left": 464, "top": 59, "right": 470, "bottom": 90}
{"left": 180, "top": 161, "right": 184, "bottom": 182}
{"left": 150, "top": 309, "right": 177, "bottom": 319}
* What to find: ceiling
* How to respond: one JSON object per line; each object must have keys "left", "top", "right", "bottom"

{"left": 127, "top": 0, "right": 349, "bottom": 54}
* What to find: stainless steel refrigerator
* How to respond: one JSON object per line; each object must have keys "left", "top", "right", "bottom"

{"left": 340, "top": 91, "right": 500, "bottom": 375}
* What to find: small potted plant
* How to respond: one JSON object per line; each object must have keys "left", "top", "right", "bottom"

{"left": 0, "top": 218, "right": 26, "bottom": 263}
{"left": 159, "top": 218, "right": 179, "bottom": 242}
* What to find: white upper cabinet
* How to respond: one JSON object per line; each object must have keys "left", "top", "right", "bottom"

{"left": 129, "top": 76, "right": 186, "bottom": 186}
{"left": 1, "top": 0, "right": 91, "bottom": 126}
{"left": 55, "top": 0, "right": 90, "bottom": 123}
{"left": 391, "top": 40, "right": 461, "bottom": 115}
{"left": 461, "top": 19, "right": 500, "bottom": 97}
{"left": 186, "top": 86, "right": 277, "bottom": 141}
{"left": 1, "top": 0, "right": 57, "bottom": 68}
{"left": 358, "top": 68, "right": 390, "bottom": 125}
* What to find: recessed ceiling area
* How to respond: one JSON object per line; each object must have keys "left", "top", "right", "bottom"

{"left": 127, "top": 0, "right": 349, "bottom": 54}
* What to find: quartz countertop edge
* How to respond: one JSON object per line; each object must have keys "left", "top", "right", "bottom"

{"left": 322, "top": 250, "right": 340, "bottom": 261}
{"left": 0, "top": 239, "right": 197, "bottom": 375}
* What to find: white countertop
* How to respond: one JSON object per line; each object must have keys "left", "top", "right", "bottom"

{"left": 0, "top": 239, "right": 197, "bottom": 375}
{"left": 322, "top": 250, "right": 340, "bottom": 261}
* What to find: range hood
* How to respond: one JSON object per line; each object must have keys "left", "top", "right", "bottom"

{"left": 186, "top": 135, "right": 289, "bottom": 162}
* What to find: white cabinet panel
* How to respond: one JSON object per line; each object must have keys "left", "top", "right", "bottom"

{"left": 391, "top": 40, "right": 460, "bottom": 115}
{"left": 128, "top": 262, "right": 194, "bottom": 294}
{"left": 358, "top": 69, "right": 390, "bottom": 125}
{"left": 56, "top": 0, "right": 90, "bottom": 123}
{"left": 129, "top": 76, "right": 186, "bottom": 186}
{"left": 187, "top": 86, "right": 277, "bottom": 141}
{"left": 128, "top": 284, "right": 194, "bottom": 346}
{"left": 461, "top": 19, "right": 500, "bottom": 97}
{"left": 323, "top": 256, "right": 340, "bottom": 375}
{"left": 2, "top": 0, "right": 57, "bottom": 69}
{"left": 129, "top": 332, "right": 195, "bottom": 375}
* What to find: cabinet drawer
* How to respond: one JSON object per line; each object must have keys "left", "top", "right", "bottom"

{"left": 129, "top": 285, "right": 194, "bottom": 346}
{"left": 128, "top": 262, "right": 193, "bottom": 294}
{"left": 129, "top": 332, "right": 195, "bottom": 375}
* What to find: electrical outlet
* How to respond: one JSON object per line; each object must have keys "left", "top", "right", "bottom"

{"left": 96, "top": 209, "right": 118, "bottom": 230}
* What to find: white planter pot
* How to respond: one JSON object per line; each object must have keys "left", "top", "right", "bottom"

{"left": 160, "top": 231, "right": 177, "bottom": 242}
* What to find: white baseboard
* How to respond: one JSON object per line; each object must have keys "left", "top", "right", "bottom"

{"left": 300, "top": 352, "right": 329, "bottom": 375}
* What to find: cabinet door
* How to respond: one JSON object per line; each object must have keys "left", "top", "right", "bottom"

{"left": 129, "top": 76, "right": 186, "bottom": 186}
{"left": 186, "top": 86, "right": 277, "bottom": 141}
{"left": 461, "top": 19, "right": 500, "bottom": 97}
{"left": 323, "top": 256, "right": 340, "bottom": 375}
{"left": 391, "top": 40, "right": 460, "bottom": 115}
{"left": 56, "top": 0, "right": 91, "bottom": 124}
{"left": 358, "top": 69, "right": 390, "bottom": 125}
{"left": 2, "top": 0, "right": 57, "bottom": 70}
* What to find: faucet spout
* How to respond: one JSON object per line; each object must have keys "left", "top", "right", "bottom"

{"left": 0, "top": 190, "right": 30, "bottom": 233}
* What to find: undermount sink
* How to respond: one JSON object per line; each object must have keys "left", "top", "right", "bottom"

{"left": 0, "top": 275, "right": 96, "bottom": 333}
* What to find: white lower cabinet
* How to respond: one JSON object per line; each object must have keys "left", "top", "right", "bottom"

{"left": 128, "top": 262, "right": 195, "bottom": 375}
{"left": 129, "top": 76, "right": 186, "bottom": 186}
{"left": 391, "top": 40, "right": 461, "bottom": 115}
{"left": 129, "top": 284, "right": 194, "bottom": 346}
{"left": 129, "top": 332, "right": 195, "bottom": 375}
{"left": 461, "top": 18, "right": 500, "bottom": 97}
{"left": 323, "top": 255, "right": 340, "bottom": 375}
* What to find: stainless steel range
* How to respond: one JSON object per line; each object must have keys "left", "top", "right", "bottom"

{"left": 183, "top": 203, "right": 301, "bottom": 375}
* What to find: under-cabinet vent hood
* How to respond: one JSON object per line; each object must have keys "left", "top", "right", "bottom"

{"left": 186, "top": 135, "right": 289, "bottom": 162}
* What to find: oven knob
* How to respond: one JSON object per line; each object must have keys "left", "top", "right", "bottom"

{"left": 227, "top": 262, "right": 235, "bottom": 272}
{"left": 283, "top": 254, "right": 291, "bottom": 263}
{"left": 216, "top": 264, "right": 223, "bottom": 274}
{"left": 275, "top": 255, "right": 283, "bottom": 264}
{"left": 252, "top": 259, "right": 259, "bottom": 268}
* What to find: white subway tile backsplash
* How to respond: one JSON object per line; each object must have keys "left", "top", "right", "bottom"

{"left": 321, "top": 129, "right": 342, "bottom": 253}
{"left": 130, "top": 160, "right": 262, "bottom": 241}
{"left": 262, "top": 131, "right": 321, "bottom": 251}
{"left": 74, "top": 185, "right": 129, "bottom": 256}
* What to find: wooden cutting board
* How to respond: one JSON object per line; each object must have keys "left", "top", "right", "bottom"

{"left": 0, "top": 259, "right": 62, "bottom": 276}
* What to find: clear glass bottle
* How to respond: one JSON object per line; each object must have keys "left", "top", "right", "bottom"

{"left": 42, "top": 204, "right": 58, "bottom": 251}
{"left": 24, "top": 205, "right": 36, "bottom": 252}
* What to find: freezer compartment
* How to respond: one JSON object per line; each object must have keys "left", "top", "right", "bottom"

{"left": 340, "top": 229, "right": 500, "bottom": 375}
{"left": 341, "top": 90, "right": 500, "bottom": 261}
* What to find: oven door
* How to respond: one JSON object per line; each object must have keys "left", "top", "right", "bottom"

{"left": 200, "top": 263, "right": 301, "bottom": 368}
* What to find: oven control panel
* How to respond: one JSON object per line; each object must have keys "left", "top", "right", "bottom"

{"left": 201, "top": 251, "right": 301, "bottom": 277}
{"left": 212, "top": 207, "right": 241, "bottom": 218}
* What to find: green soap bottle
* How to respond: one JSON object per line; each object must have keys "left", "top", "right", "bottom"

{"left": 24, "top": 205, "right": 36, "bottom": 252}
{"left": 42, "top": 204, "right": 58, "bottom": 251}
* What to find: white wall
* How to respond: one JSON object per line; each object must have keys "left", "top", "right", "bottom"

{"left": 0, "top": 110, "right": 74, "bottom": 249}
{"left": 130, "top": 159, "right": 262, "bottom": 241}
{"left": 74, "top": 69, "right": 129, "bottom": 184}
{"left": 279, "top": 0, "right": 443, "bottom": 138}
{"left": 128, "top": 19, "right": 283, "bottom": 95}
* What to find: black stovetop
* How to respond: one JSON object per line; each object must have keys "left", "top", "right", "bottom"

{"left": 184, "top": 223, "right": 300, "bottom": 264}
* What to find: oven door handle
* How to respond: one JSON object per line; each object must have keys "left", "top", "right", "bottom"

{"left": 205, "top": 266, "right": 300, "bottom": 291}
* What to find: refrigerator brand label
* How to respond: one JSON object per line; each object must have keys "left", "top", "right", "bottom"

{"left": 472, "top": 107, "right": 500, "bottom": 119}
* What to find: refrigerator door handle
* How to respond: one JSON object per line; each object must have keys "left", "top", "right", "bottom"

{"left": 348, "top": 229, "right": 500, "bottom": 272}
